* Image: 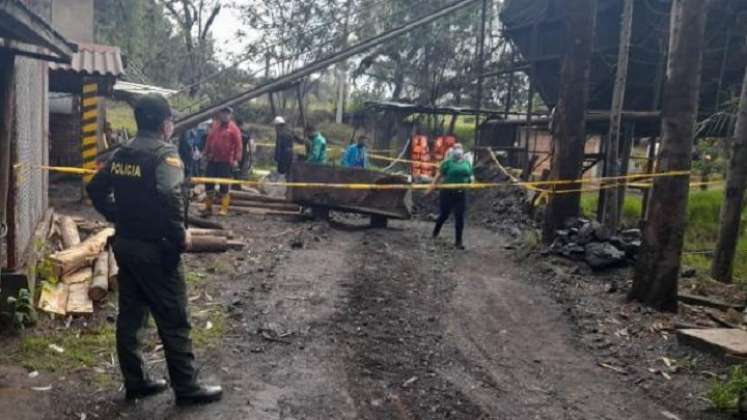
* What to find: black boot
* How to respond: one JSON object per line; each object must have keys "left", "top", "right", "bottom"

{"left": 175, "top": 384, "right": 223, "bottom": 406}
{"left": 125, "top": 379, "right": 169, "bottom": 400}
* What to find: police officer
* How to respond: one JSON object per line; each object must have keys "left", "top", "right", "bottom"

{"left": 87, "top": 94, "right": 222, "bottom": 405}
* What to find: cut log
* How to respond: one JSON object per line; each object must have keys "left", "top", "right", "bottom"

{"left": 230, "top": 199, "right": 301, "bottom": 212}
{"left": 107, "top": 246, "right": 118, "bottom": 291}
{"left": 187, "top": 215, "right": 224, "bottom": 230}
{"left": 48, "top": 228, "right": 115, "bottom": 277}
{"left": 88, "top": 251, "right": 109, "bottom": 302}
{"left": 188, "top": 228, "right": 234, "bottom": 239}
{"left": 62, "top": 267, "right": 93, "bottom": 285}
{"left": 677, "top": 292, "right": 745, "bottom": 312}
{"left": 37, "top": 282, "right": 68, "bottom": 315}
{"left": 226, "top": 240, "right": 245, "bottom": 250}
{"left": 227, "top": 205, "right": 300, "bottom": 216}
{"left": 59, "top": 216, "right": 81, "bottom": 249}
{"left": 67, "top": 281, "right": 93, "bottom": 314}
{"left": 229, "top": 190, "right": 291, "bottom": 204}
{"left": 188, "top": 235, "right": 228, "bottom": 253}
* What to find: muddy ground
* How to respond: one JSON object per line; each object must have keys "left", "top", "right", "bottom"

{"left": 0, "top": 181, "right": 736, "bottom": 420}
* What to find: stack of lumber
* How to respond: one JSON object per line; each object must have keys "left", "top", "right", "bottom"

{"left": 193, "top": 190, "right": 301, "bottom": 216}
{"left": 38, "top": 215, "right": 117, "bottom": 316}
{"left": 37, "top": 214, "right": 244, "bottom": 316}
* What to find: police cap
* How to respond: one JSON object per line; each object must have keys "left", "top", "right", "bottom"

{"left": 134, "top": 94, "right": 173, "bottom": 130}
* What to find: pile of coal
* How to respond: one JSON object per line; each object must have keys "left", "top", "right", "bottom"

{"left": 550, "top": 218, "right": 642, "bottom": 270}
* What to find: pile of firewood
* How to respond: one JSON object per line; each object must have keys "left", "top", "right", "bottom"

{"left": 37, "top": 215, "right": 116, "bottom": 316}
{"left": 36, "top": 214, "right": 242, "bottom": 316}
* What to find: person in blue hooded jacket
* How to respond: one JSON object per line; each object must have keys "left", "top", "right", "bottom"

{"left": 341, "top": 136, "right": 369, "bottom": 169}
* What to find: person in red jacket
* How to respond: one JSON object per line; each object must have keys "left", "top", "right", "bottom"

{"left": 204, "top": 106, "right": 242, "bottom": 216}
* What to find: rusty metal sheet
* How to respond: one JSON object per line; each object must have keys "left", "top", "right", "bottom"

{"left": 288, "top": 163, "right": 412, "bottom": 219}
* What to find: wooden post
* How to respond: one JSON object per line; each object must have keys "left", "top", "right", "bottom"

{"left": 542, "top": 0, "right": 597, "bottom": 242}
{"left": 296, "top": 81, "right": 307, "bottom": 129}
{"left": 473, "top": 0, "right": 489, "bottom": 161}
{"left": 641, "top": 137, "right": 658, "bottom": 220}
{"left": 81, "top": 80, "right": 98, "bottom": 184}
{"left": 615, "top": 123, "right": 635, "bottom": 222}
{"left": 523, "top": 22, "right": 539, "bottom": 178}
{"left": 0, "top": 52, "right": 14, "bottom": 267}
{"left": 601, "top": 0, "right": 634, "bottom": 231}
{"left": 630, "top": 0, "right": 709, "bottom": 311}
{"left": 711, "top": 59, "right": 747, "bottom": 283}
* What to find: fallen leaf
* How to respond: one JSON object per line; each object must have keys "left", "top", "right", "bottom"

{"left": 48, "top": 344, "right": 64, "bottom": 354}
{"left": 206, "top": 321, "right": 214, "bottom": 330}
{"left": 28, "top": 371, "right": 39, "bottom": 378}
{"left": 31, "top": 385, "right": 52, "bottom": 391}
{"left": 403, "top": 376, "right": 418, "bottom": 387}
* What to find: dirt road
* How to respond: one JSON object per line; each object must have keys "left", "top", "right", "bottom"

{"left": 76, "top": 214, "right": 688, "bottom": 420}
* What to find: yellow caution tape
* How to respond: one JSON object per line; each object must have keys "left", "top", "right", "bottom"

{"left": 24, "top": 161, "right": 702, "bottom": 194}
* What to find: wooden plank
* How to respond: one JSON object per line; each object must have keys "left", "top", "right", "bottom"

{"left": 227, "top": 206, "right": 300, "bottom": 216}
{"left": 37, "top": 283, "right": 68, "bottom": 316}
{"left": 677, "top": 329, "right": 747, "bottom": 358}
{"left": 677, "top": 292, "right": 745, "bottom": 312}
{"left": 66, "top": 281, "right": 93, "bottom": 314}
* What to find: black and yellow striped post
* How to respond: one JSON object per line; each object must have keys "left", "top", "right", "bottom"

{"left": 81, "top": 81, "right": 98, "bottom": 183}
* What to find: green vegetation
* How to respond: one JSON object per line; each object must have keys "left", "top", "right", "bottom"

{"left": 579, "top": 189, "right": 747, "bottom": 280}
{"left": 709, "top": 365, "right": 747, "bottom": 411}
{"left": 107, "top": 101, "right": 137, "bottom": 135}
{"left": 192, "top": 309, "right": 227, "bottom": 349}
{"left": 2, "top": 325, "right": 116, "bottom": 373}
{"left": 5, "top": 289, "right": 37, "bottom": 330}
{"left": 185, "top": 271, "right": 207, "bottom": 285}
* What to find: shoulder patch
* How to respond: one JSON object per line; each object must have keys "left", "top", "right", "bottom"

{"left": 164, "top": 156, "right": 184, "bottom": 169}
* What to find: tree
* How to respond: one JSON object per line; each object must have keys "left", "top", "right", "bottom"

{"left": 630, "top": 0, "right": 709, "bottom": 311}
{"left": 711, "top": 54, "right": 747, "bottom": 283}
{"left": 94, "top": 0, "right": 189, "bottom": 87}
{"left": 159, "top": 0, "right": 223, "bottom": 96}
{"left": 541, "top": 0, "right": 597, "bottom": 242}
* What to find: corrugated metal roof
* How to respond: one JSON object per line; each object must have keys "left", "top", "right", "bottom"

{"left": 49, "top": 42, "right": 123, "bottom": 77}
{"left": 113, "top": 81, "right": 176, "bottom": 97}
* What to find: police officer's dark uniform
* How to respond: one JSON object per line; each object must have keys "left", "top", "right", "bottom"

{"left": 87, "top": 94, "right": 222, "bottom": 405}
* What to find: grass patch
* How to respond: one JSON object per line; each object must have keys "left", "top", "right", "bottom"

{"left": 191, "top": 309, "right": 226, "bottom": 349}
{"left": 2, "top": 325, "right": 116, "bottom": 373}
{"left": 579, "top": 189, "right": 747, "bottom": 280}
{"left": 186, "top": 271, "right": 207, "bottom": 285}
{"left": 709, "top": 365, "right": 747, "bottom": 411}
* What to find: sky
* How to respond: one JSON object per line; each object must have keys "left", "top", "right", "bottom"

{"left": 211, "top": 6, "right": 253, "bottom": 64}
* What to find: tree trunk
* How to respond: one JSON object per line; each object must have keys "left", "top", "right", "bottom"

{"left": 542, "top": 0, "right": 597, "bottom": 242}
{"left": 88, "top": 251, "right": 109, "bottom": 302}
{"left": 59, "top": 216, "right": 81, "bottom": 249}
{"left": 49, "top": 228, "right": 115, "bottom": 277}
{"left": 601, "top": 0, "right": 634, "bottom": 230}
{"left": 630, "top": 0, "right": 708, "bottom": 311}
{"left": 188, "top": 235, "right": 229, "bottom": 253}
{"left": 711, "top": 60, "right": 747, "bottom": 283}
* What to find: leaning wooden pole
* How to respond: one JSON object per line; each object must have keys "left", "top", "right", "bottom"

{"left": 711, "top": 58, "right": 747, "bottom": 283}
{"left": 542, "top": 0, "right": 597, "bottom": 242}
{"left": 600, "top": 0, "right": 634, "bottom": 230}
{"left": 629, "top": 0, "right": 708, "bottom": 311}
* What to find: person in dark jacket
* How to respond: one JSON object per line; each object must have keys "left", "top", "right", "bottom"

{"left": 86, "top": 94, "right": 222, "bottom": 405}
{"left": 273, "top": 116, "right": 294, "bottom": 174}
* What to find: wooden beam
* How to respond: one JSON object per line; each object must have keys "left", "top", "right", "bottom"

{"left": 542, "top": 0, "right": 597, "bottom": 242}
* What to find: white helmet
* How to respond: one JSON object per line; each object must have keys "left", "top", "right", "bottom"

{"left": 272, "top": 116, "right": 286, "bottom": 125}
